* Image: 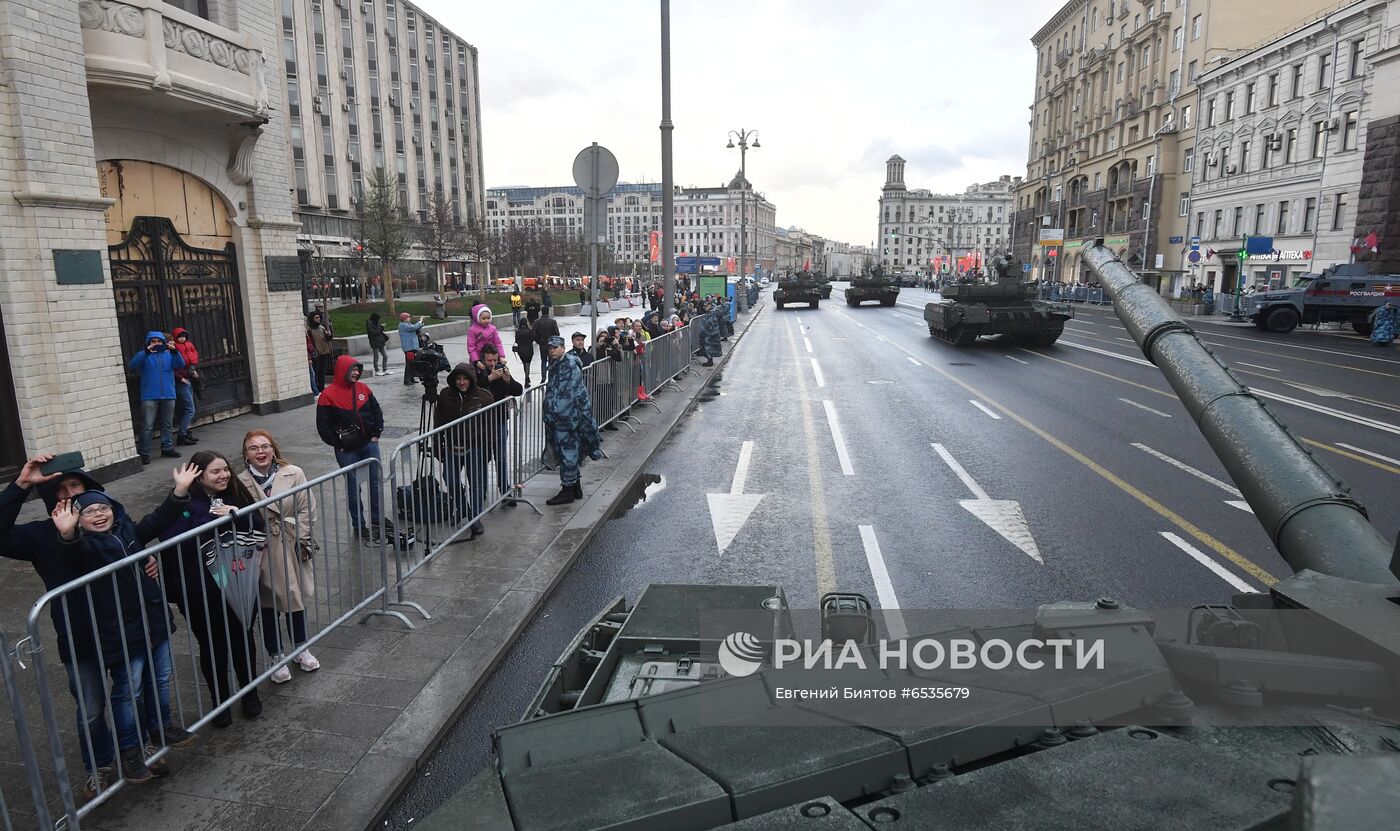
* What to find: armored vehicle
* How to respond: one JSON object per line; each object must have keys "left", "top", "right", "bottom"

{"left": 420, "top": 240, "right": 1400, "bottom": 831}
{"left": 924, "top": 254, "right": 1072, "bottom": 346}
{"left": 843, "top": 266, "right": 900, "bottom": 307}
{"left": 1242, "top": 263, "right": 1400, "bottom": 334}
{"left": 774, "top": 271, "right": 821, "bottom": 310}
{"left": 816, "top": 272, "right": 833, "bottom": 299}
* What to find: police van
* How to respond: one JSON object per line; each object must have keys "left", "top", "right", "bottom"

{"left": 1242, "top": 263, "right": 1400, "bottom": 334}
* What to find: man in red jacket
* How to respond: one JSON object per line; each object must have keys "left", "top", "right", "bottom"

{"left": 171, "top": 327, "right": 201, "bottom": 446}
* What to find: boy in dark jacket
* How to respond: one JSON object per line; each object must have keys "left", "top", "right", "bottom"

{"left": 316, "top": 355, "right": 391, "bottom": 539}
{"left": 0, "top": 456, "right": 199, "bottom": 796}
{"left": 129, "top": 331, "right": 186, "bottom": 464}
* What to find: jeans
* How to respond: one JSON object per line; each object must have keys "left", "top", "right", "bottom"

{"left": 402, "top": 351, "right": 417, "bottom": 385}
{"left": 335, "top": 442, "right": 383, "bottom": 527}
{"left": 309, "top": 360, "right": 320, "bottom": 394}
{"left": 443, "top": 449, "right": 487, "bottom": 520}
{"left": 175, "top": 380, "right": 197, "bottom": 436}
{"left": 511, "top": 308, "right": 521, "bottom": 326}
{"left": 64, "top": 655, "right": 114, "bottom": 772}
{"left": 106, "top": 639, "right": 172, "bottom": 752}
{"left": 495, "top": 425, "right": 511, "bottom": 492}
{"left": 138, "top": 398, "right": 176, "bottom": 456}
{"left": 261, "top": 609, "right": 307, "bottom": 656}
{"left": 371, "top": 343, "right": 389, "bottom": 373}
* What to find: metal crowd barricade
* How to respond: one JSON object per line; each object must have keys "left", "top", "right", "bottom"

{"left": 584, "top": 353, "right": 637, "bottom": 432}
{"left": 22, "top": 457, "right": 391, "bottom": 822}
{"left": 2, "top": 628, "right": 65, "bottom": 830}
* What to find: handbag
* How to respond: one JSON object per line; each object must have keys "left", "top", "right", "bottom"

{"left": 336, "top": 419, "right": 368, "bottom": 450}
{"left": 296, "top": 537, "right": 319, "bottom": 562}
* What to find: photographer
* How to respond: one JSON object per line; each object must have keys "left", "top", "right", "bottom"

{"left": 128, "top": 331, "right": 185, "bottom": 464}
{"left": 474, "top": 345, "right": 524, "bottom": 505}
{"left": 593, "top": 329, "right": 623, "bottom": 432}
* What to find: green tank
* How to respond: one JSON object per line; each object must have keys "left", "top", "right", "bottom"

{"left": 774, "top": 271, "right": 821, "bottom": 310}
{"left": 924, "top": 254, "right": 1072, "bottom": 346}
{"left": 418, "top": 241, "right": 1400, "bottom": 830}
{"left": 843, "top": 266, "right": 899, "bottom": 307}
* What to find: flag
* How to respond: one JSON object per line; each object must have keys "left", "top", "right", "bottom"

{"left": 649, "top": 231, "right": 660, "bottom": 263}
{"left": 1351, "top": 237, "right": 1363, "bottom": 255}
{"left": 803, "top": 259, "right": 811, "bottom": 272}
{"left": 1365, "top": 231, "right": 1379, "bottom": 253}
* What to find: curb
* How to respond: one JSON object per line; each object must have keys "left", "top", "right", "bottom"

{"left": 329, "top": 302, "right": 766, "bottom": 831}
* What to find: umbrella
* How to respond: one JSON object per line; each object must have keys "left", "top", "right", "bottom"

{"left": 198, "top": 527, "right": 265, "bottom": 629}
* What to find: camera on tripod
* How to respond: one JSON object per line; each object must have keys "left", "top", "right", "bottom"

{"left": 411, "top": 334, "right": 452, "bottom": 400}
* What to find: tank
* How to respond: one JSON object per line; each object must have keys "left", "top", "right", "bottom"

{"left": 924, "top": 254, "right": 1072, "bottom": 346}
{"left": 774, "top": 271, "right": 822, "bottom": 310}
{"left": 843, "top": 266, "right": 900, "bottom": 307}
{"left": 816, "top": 272, "right": 833, "bottom": 299}
{"left": 417, "top": 240, "right": 1400, "bottom": 831}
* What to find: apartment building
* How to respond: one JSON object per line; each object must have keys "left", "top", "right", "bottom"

{"left": 878, "top": 157, "right": 1019, "bottom": 277}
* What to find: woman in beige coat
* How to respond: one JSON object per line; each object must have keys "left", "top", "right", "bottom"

{"left": 239, "top": 429, "right": 320, "bottom": 684}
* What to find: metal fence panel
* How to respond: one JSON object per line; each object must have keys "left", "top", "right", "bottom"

{"left": 1, "top": 629, "right": 67, "bottom": 831}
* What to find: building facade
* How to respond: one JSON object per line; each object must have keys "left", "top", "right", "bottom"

{"left": 1011, "top": 0, "right": 1338, "bottom": 292}
{"left": 1189, "top": 0, "right": 1388, "bottom": 294}
{"left": 878, "top": 159, "right": 1019, "bottom": 277}
{"left": 0, "top": 0, "right": 312, "bottom": 479}
{"left": 280, "top": 0, "right": 485, "bottom": 281}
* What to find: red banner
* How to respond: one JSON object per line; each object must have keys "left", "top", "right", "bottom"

{"left": 803, "top": 259, "right": 811, "bottom": 272}
{"left": 726, "top": 257, "right": 737, "bottom": 274}
{"left": 649, "top": 231, "right": 660, "bottom": 264}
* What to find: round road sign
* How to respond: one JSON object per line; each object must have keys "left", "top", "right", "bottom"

{"left": 572, "top": 144, "right": 620, "bottom": 198}
{"left": 1187, "top": 250, "right": 1201, "bottom": 264}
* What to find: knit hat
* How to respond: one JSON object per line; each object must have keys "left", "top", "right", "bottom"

{"left": 73, "top": 491, "right": 115, "bottom": 511}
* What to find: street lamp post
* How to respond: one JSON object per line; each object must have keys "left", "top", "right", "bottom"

{"left": 727, "top": 129, "right": 760, "bottom": 307}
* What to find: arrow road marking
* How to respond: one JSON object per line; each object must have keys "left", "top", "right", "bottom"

{"left": 969, "top": 400, "right": 1002, "bottom": 420}
{"left": 1132, "top": 443, "right": 1252, "bottom": 513}
{"left": 707, "top": 440, "right": 766, "bottom": 555}
{"left": 858, "top": 525, "right": 907, "bottom": 640}
{"left": 823, "top": 401, "right": 855, "bottom": 476}
{"left": 930, "top": 443, "right": 1043, "bottom": 563}
{"left": 810, "top": 358, "right": 826, "bottom": 388}
{"left": 1118, "top": 397, "right": 1173, "bottom": 418}
{"left": 1160, "top": 532, "right": 1257, "bottom": 593}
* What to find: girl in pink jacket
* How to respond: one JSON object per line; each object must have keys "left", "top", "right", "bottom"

{"left": 467, "top": 304, "right": 505, "bottom": 363}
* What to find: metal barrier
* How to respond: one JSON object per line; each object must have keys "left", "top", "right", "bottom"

{"left": 2, "top": 628, "right": 66, "bottom": 830}
{"left": 21, "top": 457, "right": 391, "bottom": 822}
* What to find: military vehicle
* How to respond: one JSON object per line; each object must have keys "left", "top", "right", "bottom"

{"left": 1242, "top": 263, "right": 1400, "bottom": 334}
{"left": 420, "top": 239, "right": 1400, "bottom": 830}
{"left": 774, "top": 271, "right": 821, "bottom": 310}
{"left": 815, "top": 272, "right": 833, "bottom": 299}
{"left": 924, "top": 254, "right": 1072, "bottom": 346}
{"left": 843, "top": 265, "right": 900, "bottom": 307}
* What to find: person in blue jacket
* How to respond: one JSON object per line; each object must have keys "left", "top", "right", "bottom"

{"left": 128, "top": 331, "right": 185, "bottom": 464}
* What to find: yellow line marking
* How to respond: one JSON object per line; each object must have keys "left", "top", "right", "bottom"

{"left": 1300, "top": 438, "right": 1400, "bottom": 475}
{"left": 786, "top": 319, "right": 838, "bottom": 595}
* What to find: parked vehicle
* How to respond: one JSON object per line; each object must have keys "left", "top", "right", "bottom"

{"left": 1243, "top": 264, "right": 1400, "bottom": 334}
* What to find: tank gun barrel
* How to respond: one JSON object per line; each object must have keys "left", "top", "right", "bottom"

{"left": 1080, "top": 241, "right": 1397, "bottom": 585}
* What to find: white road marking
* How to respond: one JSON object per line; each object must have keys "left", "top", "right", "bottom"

{"left": 1132, "top": 443, "right": 1242, "bottom": 497}
{"left": 1117, "top": 398, "right": 1172, "bottom": 418}
{"left": 858, "top": 525, "right": 907, "bottom": 640}
{"left": 1237, "top": 362, "right": 1280, "bottom": 372}
{"left": 876, "top": 334, "right": 889, "bottom": 343}
{"left": 907, "top": 356, "right": 921, "bottom": 365}
{"left": 1336, "top": 442, "right": 1400, "bottom": 466}
{"left": 1005, "top": 355, "right": 1031, "bottom": 365}
{"left": 852, "top": 320, "right": 867, "bottom": 329}
{"left": 1072, "top": 320, "right": 1099, "bottom": 327}
{"left": 803, "top": 337, "right": 813, "bottom": 353}
{"left": 707, "top": 441, "right": 765, "bottom": 555}
{"left": 1224, "top": 500, "right": 1255, "bottom": 514}
{"left": 1116, "top": 337, "right": 1135, "bottom": 344}
{"left": 1196, "top": 329, "right": 1400, "bottom": 365}
{"left": 810, "top": 358, "right": 826, "bottom": 388}
{"left": 822, "top": 400, "right": 855, "bottom": 475}
{"left": 931, "top": 442, "right": 989, "bottom": 500}
{"left": 1160, "top": 532, "right": 1257, "bottom": 593}
{"left": 1063, "top": 340, "right": 1400, "bottom": 436}
{"left": 969, "top": 400, "right": 1002, "bottom": 420}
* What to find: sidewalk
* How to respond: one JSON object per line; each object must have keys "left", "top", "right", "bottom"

{"left": 0, "top": 297, "right": 763, "bottom": 831}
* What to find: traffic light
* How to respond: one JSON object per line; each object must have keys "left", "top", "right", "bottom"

{"left": 1238, "top": 235, "right": 1248, "bottom": 262}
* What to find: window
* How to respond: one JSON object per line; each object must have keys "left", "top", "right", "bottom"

{"left": 1173, "top": 26, "right": 1183, "bottom": 51}
{"left": 1290, "top": 63, "right": 1303, "bottom": 99}
{"left": 1179, "top": 192, "right": 1189, "bottom": 216}
{"left": 1220, "top": 145, "right": 1231, "bottom": 176}
{"left": 1191, "top": 14, "right": 1201, "bottom": 39}
{"left": 1183, "top": 147, "right": 1194, "bottom": 172}
{"left": 1143, "top": 45, "right": 1151, "bottom": 67}
{"left": 1169, "top": 69, "right": 1180, "bottom": 96}
{"left": 1206, "top": 97, "right": 1217, "bottom": 127}
{"left": 1312, "top": 120, "right": 1328, "bottom": 158}
{"left": 1254, "top": 204, "right": 1266, "bottom": 234}
{"left": 1245, "top": 83, "right": 1256, "bottom": 114}
{"left": 1267, "top": 73, "right": 1278, "bottom": 106}
{"left": 1342, "top": 110, "right": 1359, "bottom": 151}
{"left": 1303, "top": 197, "right": 1317, "bottom": 233}
{"left": 1333, "top": 191, "right": 1349, "bottom": 230}
{"left": 1239, "top": 140, "right": 1250, "bottom": 173}
{"left": 1224, "top": 91, "right": 1235, "bottom": 121}
{"left": 1318, "top": 52, "right": 1332, "bottom": 90}
{"left": 1117, "top": 61, "right": 1125, "bottom": 82}
{"left": 1350, "top": 38, "right": 1365, "bottom": 78}
{"left": 1182, "top": 104, "right": 1192, "bottom": 129}
{"left": 1212, "top": 209, "right": 1223, "bottom": 238}
{"left": 1188, "top": 60, "right": 1198, "bottom": 83}
{"left": 1195, "top": 211, "right": 1205, "bottom": 237}
{"left": 1284, "top": 127, "right": 1297, "bottom": 163}
{"left": 1276, "top": 200, "right": 1289, "bottom": 234}
{"left": 1228, "top": 206, "right": 1242, "bottom": 235}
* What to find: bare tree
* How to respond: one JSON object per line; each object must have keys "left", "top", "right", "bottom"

{"left": 420, "top": 187, "right": 470, "bottom": 295}
{"left": 350, "top": 206, "right": 373, "bottom": 301}
{"left": 362, "top": 168, "right": 410, "bottom": 314}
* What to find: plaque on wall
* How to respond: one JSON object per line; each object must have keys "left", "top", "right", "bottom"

{"left": 265, "top": 256, "right": 305, "bottom": 292}
{"left": 53, "top": 250, "right": 104, "bottom": 285}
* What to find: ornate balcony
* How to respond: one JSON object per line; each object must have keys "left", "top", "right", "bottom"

{"left": 79, "top": 0, "right": 268, "bottom": 121}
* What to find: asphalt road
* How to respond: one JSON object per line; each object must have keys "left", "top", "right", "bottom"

{"left": 384, "top": 283, "right": 1400, "bottom": 827}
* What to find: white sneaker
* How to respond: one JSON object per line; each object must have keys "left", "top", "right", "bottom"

{"left": 271, "top": 663, "right": 292, "bottom": 684}
{"left": 295, "top": 650, "right": 321, "bottom": 672}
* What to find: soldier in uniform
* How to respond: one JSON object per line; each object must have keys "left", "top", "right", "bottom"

{"left": 698, "top": 299, "right": 722, "bottom": 367}
{"left": 542, "top": 336, "right": 603, "bottom": 505}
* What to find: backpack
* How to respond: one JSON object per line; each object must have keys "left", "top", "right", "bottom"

{"left": 395, "top": 472, "right": 453, "bottom": 524}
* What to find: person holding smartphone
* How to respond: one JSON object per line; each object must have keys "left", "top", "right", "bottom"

{"left": 128, "top": 331, "right": 185, "bottom": 464}
{"left": 475, "top": 345, "right": 524, "bottom": 500}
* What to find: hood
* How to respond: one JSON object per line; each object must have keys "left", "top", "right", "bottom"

{"left": 472, "top": 304, "right": 492, "bottom": 325}
{"left": 172, "top": 327, "right": 189, "bottom": 340}
{"left": 446, "top": 362, "right": 477, "bottom": 390}
{"left": 332, "top": 354, "right": 362, "bottom": 389}
{"left": 145, "top": 330, "right": 167, "bottom": 344}
{"left": 37, "top": 469, "right": 104, "bottom": 512}
{"left": 369, "top": 312, "right": 381, "bottom": 322}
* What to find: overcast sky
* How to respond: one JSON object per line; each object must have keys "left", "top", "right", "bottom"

{"left": 418, "top": 0, "right": 1058, "bottom": 245}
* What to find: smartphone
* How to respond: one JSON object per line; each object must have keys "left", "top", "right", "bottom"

{"left": 40, "top": 452, "right": 85, "bottom": 477}
{"left": 210, "top": 498, "right": 225, "bottom": 512}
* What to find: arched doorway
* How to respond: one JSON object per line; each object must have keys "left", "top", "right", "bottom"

{"left": 99, "top": 160, "right": 252, "bottom": 419}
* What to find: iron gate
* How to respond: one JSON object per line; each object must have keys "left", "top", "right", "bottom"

{"left": 109, "top": 216, "right": 253, "bottom": 420}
